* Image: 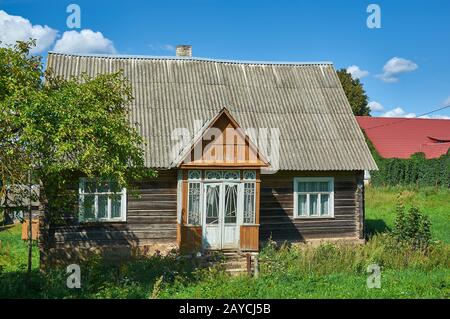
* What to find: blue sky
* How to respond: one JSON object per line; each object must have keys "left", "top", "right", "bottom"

{"left": 1, "top": 0, "right": 450, "bottom": 118}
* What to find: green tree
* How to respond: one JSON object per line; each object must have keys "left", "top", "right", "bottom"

{"left": 1, "top": 40, "right": 155, "bottom": 271}
{"left": 337, "top": 68, "right": 371, "bottom": 116}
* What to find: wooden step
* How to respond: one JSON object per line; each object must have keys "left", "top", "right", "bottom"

{"left": 195, "top": 250, "right": 259, "bottom": 275}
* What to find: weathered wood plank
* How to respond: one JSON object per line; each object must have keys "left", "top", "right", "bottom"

{"left": 47, "top": 169, "right": 179, "bottom": 247}
{"left": 259, "top": 170, "right": 359, "bottom": 241}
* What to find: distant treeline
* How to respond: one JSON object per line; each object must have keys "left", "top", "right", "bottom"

{"left": 367, "top": 139, "right": 450, "bottom": 187}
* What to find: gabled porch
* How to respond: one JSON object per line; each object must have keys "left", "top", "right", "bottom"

{"left": 174, "top": 108, "right": 270, "bottom": 253}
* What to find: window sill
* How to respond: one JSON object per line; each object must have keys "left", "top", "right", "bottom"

{"left": 79, "top": 220, "right": 127, "bottom": 225}
{"left": 293, "top": 216, "right": 335, "bottom": 220}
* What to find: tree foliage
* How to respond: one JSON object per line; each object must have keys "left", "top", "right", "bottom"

{"left": 0, "top": 40, "right": 155, "bottom": 222}
{"left": 337, "top": 68, "right": 371, "bottom": 116}
{"left": 0, "top": 41, "right": 39, "bottom": 197}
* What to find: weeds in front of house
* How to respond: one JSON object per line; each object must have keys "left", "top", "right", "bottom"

{"left": 0, "top": 231, "right": 448, "bottom": 299}
{"left": 158, "top": 234, "right": 449, "bottom": 299}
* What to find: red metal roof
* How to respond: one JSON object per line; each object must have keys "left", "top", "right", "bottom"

{"left": 356, "top": 116, "right": 450, "bottom": 159}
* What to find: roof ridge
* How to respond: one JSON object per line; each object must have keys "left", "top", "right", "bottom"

{"left": 47, "top": 51, "right": 333, "bottom": 66}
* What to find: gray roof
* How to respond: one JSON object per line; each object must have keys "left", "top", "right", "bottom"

{"left": 46, "top": 52, "right": 377, "bottom": 171}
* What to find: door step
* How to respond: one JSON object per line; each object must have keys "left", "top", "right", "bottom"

{"left": 201, "top": 251, "right": 259, "bottom": 276}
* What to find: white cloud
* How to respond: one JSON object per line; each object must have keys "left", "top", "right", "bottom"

{"left": 377, "top": 57, "right": 418, "bottom": 83}
{"left": 53, "top": 29, "right": 116, "bottom": 54}
{"left": 381, "top": 107, "right": 416, "bottom": 118}
{"left": 0, "top": 10, "right": 57, "bottom": 53}
{"left": 420, "top": 114, "right": 450, "bottom": 120}
{"left": 346, "top": 65, "right": 369, "bottom": 79}
{"left": 368, "top": 101, "right": 384, "bottom": 112}
{"left": 443, "top": 96, "right": 450, "bottom": 107}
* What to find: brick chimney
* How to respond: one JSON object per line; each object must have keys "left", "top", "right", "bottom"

{"left": 176, "top": 45, "right": 192, "bottom": 57}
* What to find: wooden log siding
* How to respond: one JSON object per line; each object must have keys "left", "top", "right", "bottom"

{"left": 259, "top": 171, "right": 363, "bottom": 242}
{"left": 45, "top": 170, "right": 178, "bottom": 249}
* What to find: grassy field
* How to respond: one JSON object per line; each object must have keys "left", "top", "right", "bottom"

{"left": 365, "top": 186, "right": 450, "bottom": 243}
{"left": 158, "top": 269, "right": 450, "bottom": 299}
{"left": 0, "top": 186, "right": 449, "bottom": 299}
{"left": 0, "top": 224, "right": 39, "bottom": 273}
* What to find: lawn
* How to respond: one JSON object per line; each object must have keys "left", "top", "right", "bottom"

{"left": 0, "top": 224, "right": 39, "bottom": 273}
{"left": 0, "top": 186, "right": 449, "bottom": 299}
{"left": 159, "top": 269, "right": 450, "bottom": 299}
{"left": 365, "top": 186, "right": 450, "bottom": 243}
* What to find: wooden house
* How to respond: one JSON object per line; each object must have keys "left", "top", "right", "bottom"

{"left": 41, "top": 48, "right": 377, "bottom": 265}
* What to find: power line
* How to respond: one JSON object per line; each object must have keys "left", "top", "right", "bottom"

{"left": 363, "top": 105, "right": 450, "bottom": 130}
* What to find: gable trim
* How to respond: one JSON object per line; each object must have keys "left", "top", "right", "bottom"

{"left": 170, "top": 107, "right": 270, "bottom": 168}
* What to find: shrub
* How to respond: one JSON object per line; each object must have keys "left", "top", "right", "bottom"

{"left": 392, "top": 200, "right": 432, "bottom": 248}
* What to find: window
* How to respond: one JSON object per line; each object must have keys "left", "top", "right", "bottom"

{"left": 79, "top": 179, "right": 126, "bottom": 222}
{"left": 187, "top": 182, "right": 201, "bottom": 225}
{"left": 243, "top": 170, "right": 256, "bottom": 224}
{"left": 205, "top": 170, "right": 223, "bottom": 180}
{"left": 185, "top": 169, "right": 257, "bottom": 225}
{"left": 223, "top": 170, "right": 240, "bottom": 180}
{"left": 243, "top": 182, "right": 256, "bottom": 224}
{"left": 243, "top": 170, "right": 256, "bottom": 180}
{"left": 293, "top": 177, "right": 334, "bottom": 218}
{"left": 176, "top": 170, "right": 183, "bottom": 224}
{"left": 224, "top": 184, "right": 238, "bottom": 224}
{"left": 187, "top": 170, "right": 202, "bottom": 225}
{"left": 188, "top": 170, "right": 201, "bottom": 180}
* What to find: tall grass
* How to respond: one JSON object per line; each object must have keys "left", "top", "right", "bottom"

{"left": 160, "top": 235, "right": 450, "bottom": 299}
{"left": 1, "top": 186, "right": 449, "bottom": 298}
{"left": 0, "top": 250, "right": 205, "bottom": 298}
{"left": 259, "top": 234, "right": 450, "bottom": 277}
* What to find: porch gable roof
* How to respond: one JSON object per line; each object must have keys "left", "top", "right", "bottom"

{"left": 171, "top": 107, "right": 270, "bottom": 168}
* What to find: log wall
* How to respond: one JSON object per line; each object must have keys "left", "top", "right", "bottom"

{"left": 41, "top": 170, "right": 178, "bottom": 267}
{"left": 259, "top": 170, "right": 364, "bottom": 243}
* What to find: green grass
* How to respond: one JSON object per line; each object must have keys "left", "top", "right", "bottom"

{"left": 365, "top": 186, "right": 450, "bottom": 243}
{"left": 159, "top": 269, "right": 450, "bottom": 299}
{"left": 0, "top": 186, "right": 449, "bottom": 299}
{"left": 0, "top": 224, "right": 39, "bottom": 273}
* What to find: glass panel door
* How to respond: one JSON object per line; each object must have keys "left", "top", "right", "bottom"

{"left": 205, "top": 184, "right": 220, "bottom": 225}
{"left": 224, "top": 184, "right": 237, "bottom": 224}
{"left": 203, "top": 183, "right": 222, "bottom": 249}
{"left": 222, "top": 183, "right": 239, "bottom": 248}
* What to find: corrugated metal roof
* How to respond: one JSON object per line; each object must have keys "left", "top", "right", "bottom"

{"left": 46, "top": 52, "right": 377, "bottom": 171}
{"left": 357, "top": 116, "right": 450, "bottom": 159}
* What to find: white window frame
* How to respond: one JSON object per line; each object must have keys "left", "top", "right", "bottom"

{"left": 187, "top": 181, "right": 202, "bottom": 226}
{"left": 242, "top": 182, "right": 256, "bottom": 225}
{"left": 186, "top": 170, "right": 202, "bottom": 226}
{"left": 185, "top": 169, "right": 257, "bottom": 226}
{"left": 293, "top": 177, "right": 334, "bottom": 219}
{"left": 79, "top": 178, "right": 127, "bottom": 222}
{"left": 242, "top": 170, "right": 257, "bottom": 225}
{"left": 176, "top": 170, "right": 183, "bottom": 224}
